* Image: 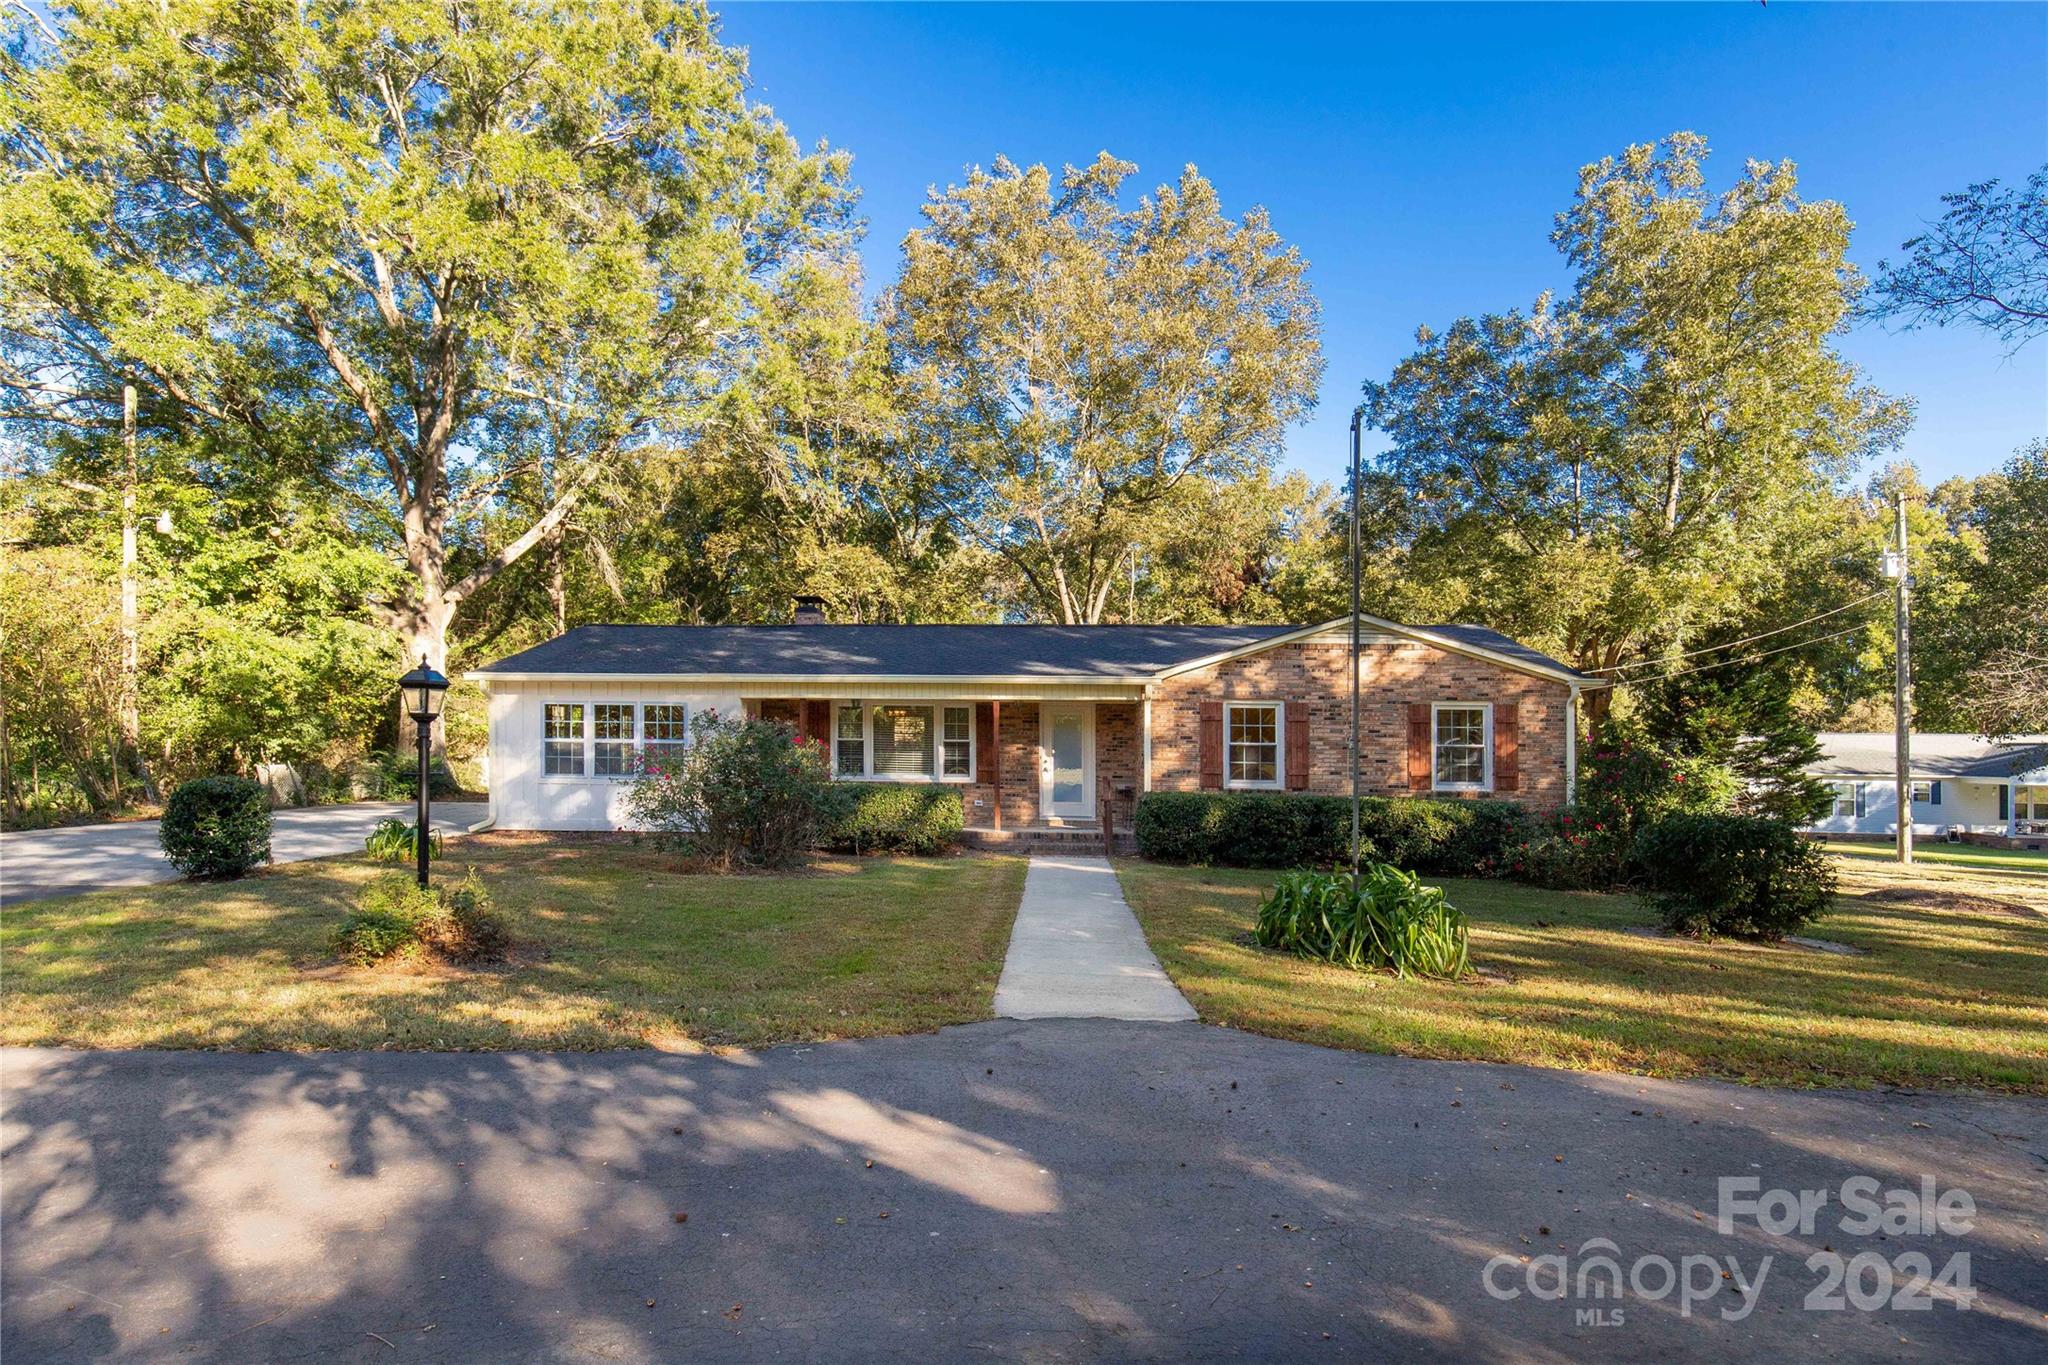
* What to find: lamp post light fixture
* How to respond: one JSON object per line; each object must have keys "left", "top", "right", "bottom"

{"left": 398, "top": 658, "right": 450, "bottom": 888}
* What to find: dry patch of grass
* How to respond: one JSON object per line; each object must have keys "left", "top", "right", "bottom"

{"left": 1117, "top": 853, "right": 2048, "bottom": 1093}
{"left": 1, "top": 835, "right": 1027, "bottom": 1051}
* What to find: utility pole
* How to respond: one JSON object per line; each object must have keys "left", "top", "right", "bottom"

{"left": 1348, "top": 407, "right": 1364, "bottom": 887}
{"left": 1890, "top": 489, "right": 1913, "bottom": 866}
{"left": 118, "top": 385, "right": 158, "bottom": 802}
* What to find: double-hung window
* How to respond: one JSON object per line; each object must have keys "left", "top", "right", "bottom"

{"left": 543, "top": 704, "right": 587, "bottom": 776}
{"left": 1432, "top": 704, "right": 1490, "bottom": 791}
{"left": 643, "top": 705, "right": 688, "bottom": 767}
{"left": 1909, "top": 780, "right": 1940, "bottom": 806}
{"left": 1225, "top": 703, "right": 1281, "bottom": 789}
{"left": 836, "top": 702, "right": 867, "bottom": 776}
{"left": 593, "top": 704, "right": 636, "bottom": 777}
{"left": 942, "top": 706, "right": 973, "bottom": 776}
{"left": 1830, "top": 782, "right": 1857, "bottom": 820}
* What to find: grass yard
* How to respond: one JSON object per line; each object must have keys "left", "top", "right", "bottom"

{"left": 1117, "top": 853, "right": 2048, "bottom": 1093}
{"left": 1821, "top": 839, "right": 2048, "bottom": 878}
{"left": 1, "top": 835, "right": 1027, "bottom": 1051}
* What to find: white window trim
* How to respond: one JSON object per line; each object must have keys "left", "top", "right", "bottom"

{"left": 831, "top": 700, "right": 975, "bottom": 784}
{"left": 1830, "top": 781, "right": 1858, "bottom": 819}
{"left": 1430, "top": 701, "right": 1493, "bottom": 793}
{"left": 539, "top": 700, "right": 689, "bottom": 783}
{"left": 1222, "top": 700, "right": 1284, "bottom": 791}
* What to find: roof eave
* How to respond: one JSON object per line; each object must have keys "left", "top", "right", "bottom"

{"left": 1151, "top": 614, "right": 1606, "bottom": 687}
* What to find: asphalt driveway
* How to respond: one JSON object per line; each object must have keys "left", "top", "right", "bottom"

{"left": 3, "top": 1021, "right": 2042, "bottom": 1363}
{"left": 0, "top": 802, "right": 488, "bottom": 905}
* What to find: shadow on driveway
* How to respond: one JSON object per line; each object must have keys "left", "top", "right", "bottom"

{"left": 4, "top": 1021, "right": 2044, "bottom": 1362}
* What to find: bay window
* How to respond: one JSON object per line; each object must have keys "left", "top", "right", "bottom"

{"left": 825, "top": 701, "right": 975, "bottom": 782}
{"left": 1432, "top": 704, "right": 1490, "bottom": 791}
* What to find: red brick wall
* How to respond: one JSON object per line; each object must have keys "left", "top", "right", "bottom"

{"left": 1148, "top": 641, "right": 1573, "bottom": 809}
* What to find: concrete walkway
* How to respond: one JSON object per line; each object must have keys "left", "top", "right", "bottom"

{"left": 0, "top": 801, "right": 489, "bottom": 906}
{"left": 993, "top": 854, "right": 1196, "bottom": 1021}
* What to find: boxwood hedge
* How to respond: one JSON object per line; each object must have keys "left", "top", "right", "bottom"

{"left": 1133, "top": 791, "right": 1530, "bottom": 874}
{"left": 821, "top": 782, "right": 964, "bottom": 855}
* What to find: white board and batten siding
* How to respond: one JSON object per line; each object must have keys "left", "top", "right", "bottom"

{"left": 487, "top": 680, "right": 742, "bottom": 832}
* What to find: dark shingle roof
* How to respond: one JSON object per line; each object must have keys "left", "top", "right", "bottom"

{"left": 1811, "top": 733, "right": 2048, "bottom": 781}
{"left": 473, "top": 621, "right": 1597, "bottom": 682}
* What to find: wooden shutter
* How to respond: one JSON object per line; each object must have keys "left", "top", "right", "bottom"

{"left": 1406, "top": 703, "right": 1433, "bottom": 792}
{"left": 801, "top": 700, "right": 831, "bottom": 747}
{"left": 1198, "top": 701, "right": 1224, "bottom": 789}
{"left": 1284, "top": 701, "right": 1309, "bottom": 791}
{"left": 975, "top": 703, "right": 997, "bottom": 784}
{"left": 1493, "top": 702, "right": 1520, "bottom": 792}
{"left": 1998, "top": 785, "right": 2008, "bottom": 821}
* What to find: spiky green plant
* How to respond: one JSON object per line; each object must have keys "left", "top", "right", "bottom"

{"left": 364, "top": 817, "right": 440, "bottom": 864}
{"left": 1254, "top": 865, "right": 1470, "bottom": 978}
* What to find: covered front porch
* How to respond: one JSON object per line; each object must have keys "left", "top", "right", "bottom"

{"left": 747, "top": 694, "right": 1144, "bottom": 841}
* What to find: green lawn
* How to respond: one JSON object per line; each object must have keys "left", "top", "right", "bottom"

{"left": 1116, "top": 856, "right": 2048, "bottom": 1093}
{"left": 1, "top": 835, "right": 1027, "bottom": 1051}
{"left": 1821, "top": 839, "right": 2048, "bottom": 877}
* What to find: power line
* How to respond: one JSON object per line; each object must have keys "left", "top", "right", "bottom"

{"left": 1592, "top": 591, "right": 1887, "bottom": 674}
{"left": 1608, "top": 623, "right": 1872, "bottom": 688}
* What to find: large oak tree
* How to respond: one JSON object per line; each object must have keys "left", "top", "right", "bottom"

{"left": 2, "top": 0, "right": 852, "bottom": 732}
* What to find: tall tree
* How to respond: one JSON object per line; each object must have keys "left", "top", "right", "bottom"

{"left": 887, "top": 153, "right": 1322, "bottom": 623}
{"left": 1, "top": 0, "right": 853, "bottom": 735}
{"left": 1361, "top": 133, "right": 1909, "bottom": 701}
{"left": 1869, "top": 167, "right": 2048, "bottom": 351}
{"left": 1916, "top": 443, "right": 2048, "bottom": 736}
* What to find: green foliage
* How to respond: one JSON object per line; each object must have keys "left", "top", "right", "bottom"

{"left": 622, "top": 712, "right": 841, "bottom": 868}
{"left": 889, "top": 152, "right": 1323, "bottom": 623}
{"left": 357, "top": 750, "right": 461, "bottom": 801}
{"left": 1636, "top": 674, "right": 1834, "bottom": 825}
{"left": 1132, "top": 792, "right": 1523, "bottom": 874}
{"left": 822, "top": 783, "right": 964, "bottom": 855}
{"left": 3, "top": 0, "right": 854, "bottom": 691}
{"left": 1254, "top": 865, "right": 1470, "bottom": 978}
{"left": 364, "top": 818, "right": 440, "bottom": 864}
{"left": 1918, "top": 443, "right": 2048, "bottom": 736}
{"left": 1571, "top": 722, "right": 1737, "bottom": 875}
{"left": 158, "top": 776, "right": 271, "bottom": 878}
{"left": 1634, "top": 814, "right": 1836, "bottom": 941}
{"left": 333, "top": 869, "right": 507, "bottom": 965}
{"left": 1358, "top": 132, "right": 1906, "bottom": 678}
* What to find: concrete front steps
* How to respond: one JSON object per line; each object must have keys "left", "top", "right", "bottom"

{"left": 961, "top": 823, "right": 1135, "bottom": 855}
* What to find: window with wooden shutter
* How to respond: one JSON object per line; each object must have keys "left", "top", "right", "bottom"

{"left": 1284, "top": 701, "right": 1309, "bottom": 791}
{"left": 1198, "top": 701, "right": 1224, "bottom": 789}
{"left": 1406, "top": 703, "right": 1432, "bottom": 791}
{"left": 1493, "top": 702, "right": 1519, "bottom": 792}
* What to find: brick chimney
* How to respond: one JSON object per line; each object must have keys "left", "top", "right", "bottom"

{"left": 791, "top": 594, "right": 828, "bottom": 625}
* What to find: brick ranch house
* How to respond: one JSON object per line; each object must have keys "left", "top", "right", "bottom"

{"left": 468, "top": 604, "right": 1607, "bottom": 840}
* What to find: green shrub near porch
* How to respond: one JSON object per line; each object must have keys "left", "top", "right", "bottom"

{"left": 1133, "top": 790, "right": 1529, "bottom": 874}
{"left": 823, "top": 782, "right": 964, "bottom": 855}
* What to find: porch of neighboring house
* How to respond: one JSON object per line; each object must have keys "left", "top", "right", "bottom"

{"left": 748, "top": 697, "right": 1144, "bottom": 852}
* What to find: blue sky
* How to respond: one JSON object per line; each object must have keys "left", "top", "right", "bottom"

{"left": 716, "top": 1, "right": 2047, "bottom": 488}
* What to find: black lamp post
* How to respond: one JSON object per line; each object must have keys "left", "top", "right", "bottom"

{"left": 398, "top": 658, "right": 450, "bottom": 888}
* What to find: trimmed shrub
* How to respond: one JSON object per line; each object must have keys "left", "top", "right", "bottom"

{"left": 364, "top": 817, "right": 441, "bottom": 864}
{"left": 822, "top": 783, "right": 963, "bottom": 855}
{"left": 623, "top": 710, "right": 841, "bottom": 868}
{"left": 159, "top": 776, "right": 272, "bottom": 878}
{"left": 1133, "top": 791, "right": 1511, "bottom": 874}
{"left": 334, "top": 868, "right": 507, "bottom": 965}
{"left": 1255, "top": 864, "right": 1470, "bottom": 978}
{"left": 1633, "top": 814, "right": 1836, "bottom": 941}
{"left": 1480, "top": 826, "right": 1613, "bottom": 890}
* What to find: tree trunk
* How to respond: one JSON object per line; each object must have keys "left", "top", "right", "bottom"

{"left": 548, "top": 533, "right": 567, "bottom": 638}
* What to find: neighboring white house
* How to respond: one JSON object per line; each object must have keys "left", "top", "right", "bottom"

{"left": 1800, "top": 732, "right": 2048, "bottom": 843}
